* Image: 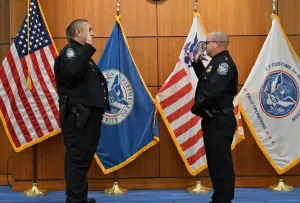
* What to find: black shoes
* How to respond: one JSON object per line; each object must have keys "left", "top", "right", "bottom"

{"left": 86, "top": 198, "right": 96, "bottom": 203}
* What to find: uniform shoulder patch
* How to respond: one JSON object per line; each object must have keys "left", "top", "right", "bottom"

{"left": 66, "top": 48, "right": 75, "bottom": 59}
{"left": 217, "top": 62, "right": 229, "bottom": 75}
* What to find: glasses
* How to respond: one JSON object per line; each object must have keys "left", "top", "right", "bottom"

{"left": 205, "top": 41, "right": 228, "bottom": 45}
{"left": 205, "top": 41, "right": 216, "bottom": 45}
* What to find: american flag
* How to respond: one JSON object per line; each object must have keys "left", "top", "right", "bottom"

{"left": 0, "top": 0, "right": 60, "bottom": 152}
{"left": 156, "top": 14, "right": 244, "bottom": 176}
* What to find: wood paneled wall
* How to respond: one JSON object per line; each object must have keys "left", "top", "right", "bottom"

{"left": 1, "top": 0, "right": 300, "bottom": 190}
{"left": 0, "top": 0, "right": 12, "bottom": 185}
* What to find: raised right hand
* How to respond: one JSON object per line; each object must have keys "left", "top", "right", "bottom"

{"left": 194, "top": 43, "right": 203, "bottom": 63}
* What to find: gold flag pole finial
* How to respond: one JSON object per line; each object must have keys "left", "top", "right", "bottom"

{"left": 116, "top": 0, "right": 121, "bottom": 16}
{"left": 194, "top": 0, "right": 198, "bottom": 13}
{"left": 272, "top": 0, "right": 276, "bottom": 14}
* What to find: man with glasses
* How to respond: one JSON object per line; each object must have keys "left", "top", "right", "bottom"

{"left": 189, "top": 31, "right": 238, "bottom": 203}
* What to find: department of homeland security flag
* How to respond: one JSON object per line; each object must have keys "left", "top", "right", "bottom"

{"left": 239, "top": 14, "right": 300, "bottom": 174}
{"left": 0, "top": 0, "right": 60, "bottom": 152}
{"left": 94, "top": 17, "right": 159, "bottom": 174}
{"left": 156, "top": 13, "right": 244, "bottom": 176}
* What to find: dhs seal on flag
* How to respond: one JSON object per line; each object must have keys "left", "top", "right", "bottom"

{"left": 102, "top": 69, "right": 134, "bottom": 125}
{"left": 260, "top": 71, "right": 298, "bottom": 118}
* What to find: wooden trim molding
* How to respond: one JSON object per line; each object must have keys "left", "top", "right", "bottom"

{"left": 0, "top": 175, "right": 12, "bottom": 186}
{"left": 11, "top": 176, "right": 300, "bottom": 192}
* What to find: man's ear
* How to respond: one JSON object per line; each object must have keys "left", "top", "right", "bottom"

{"left": 75, "top": 29, "right": 82, "bottom": 37}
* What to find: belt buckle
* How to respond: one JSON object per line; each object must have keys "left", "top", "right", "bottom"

{"left": 211, "top": 109, "right": 217, "bottom": 114}
{"left": 212, "top": 109, "right": 222, "bottom": 115}
{"left": 69, "top": 105, "right": 77, "bottom": 113}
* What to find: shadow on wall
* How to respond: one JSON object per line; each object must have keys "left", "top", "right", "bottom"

{"left": 146, "top": 0, "right": 169, "bottom": 6}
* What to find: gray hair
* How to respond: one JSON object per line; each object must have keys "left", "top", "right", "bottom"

{"left": 210, "top": 31, "right": 229, "bottom": 46}
{"left": 66, "top": 19, "right": 88, "bottom": 42}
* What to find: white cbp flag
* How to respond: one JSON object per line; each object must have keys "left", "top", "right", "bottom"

{"left": 156, "top": 13, "right": 244, "bottom": 176}
{"left": 238, "top": 14, "right": 300, "bottom": 174}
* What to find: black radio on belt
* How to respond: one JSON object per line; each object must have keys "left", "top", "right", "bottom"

{"left": 60, "top": 95, "right": 69, "bottom": 119}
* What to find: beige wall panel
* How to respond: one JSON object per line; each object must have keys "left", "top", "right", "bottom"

{"left": 285, "top": 160, "right": 300, "bottom": 175}
{"left": 0, "top": 0, "right": 9, "bottom": 43}
{"left": 10, "top": 0, "right": 27, "bottom": 39}
{"left": 288, "top": 36, "right": 300, "bottom": 58}
{"left": 158, "top": 0, "right": 272, "bottom": 36}
{"left": 118, "top": 0, "right": 157, "bottom": 37}
{"left": 279, "top": 0, "right": 300, "bottom": 35}
{"left": 158, "top": 37, "right": 185, "bottom": 86}
{"left": 0, "top": 45, "right": 9, "bottom": 63}
{"left": 228, "top": 36, "right": 266, "bottom": 85}
{"left": 127, "top": 38, "right": 158, "bottom": 86}
{"left": 38, "top": 0, "right": 156, "bottom": 38}
{"left": 199, "top": 0, "right": 272, "bottom": 35}
{"left": 157, "top": 0, "right": 194, "bottom": 36}
{"left": 87, "top": 159, "right": 114, "bottom": 179}
{"left": 37, "top": 134, "right": 65, "bottom": 180}
{"left": 39, "top": 0, "right": 115, "bottom": 38}
{"left": 0, "top": 122, "right": 13, "bottom": 174}
{"left": 232, "top": 122, "right": 257, "bottom": 176}
{"left": 12, "top": 148, "right": 33, "bottom": 180}
{"left": 118, "top": 144, "right": 160, "bottom": 178}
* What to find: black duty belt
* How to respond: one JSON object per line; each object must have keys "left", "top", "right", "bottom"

{"left": 67, "top": 105, "right": 78, "bottom": 113}
{"left": 66, "top": 105, "right": 103, "bottom": 114}
{"left": 211, "top": 108, "right": 233, "bottom": 115}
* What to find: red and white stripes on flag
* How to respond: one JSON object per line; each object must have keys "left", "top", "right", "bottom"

{"left": 0, "top": 0, "right": 60, "bottom": 152}
{"left": 156, "top": 13, "right": 244, "bottom": 176}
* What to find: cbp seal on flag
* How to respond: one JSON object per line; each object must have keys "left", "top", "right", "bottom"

{"left": 102, "top": 69, "right": 135, "bottom": 125}
{"left": 260, "top": 71, "right": 298, "bottom": 118}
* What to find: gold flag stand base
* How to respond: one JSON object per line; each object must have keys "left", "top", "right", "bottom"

{"left": 104, "top": 182, "right": 128, "bottom": 196}
{"left": 186, "top": 180, "right": 211, "bottom": 194}
{"left": 23, "top": 183, "right": 47, "bottom": 196}
{"left": 268, "top": 178, "right": 294, "bottom": 192}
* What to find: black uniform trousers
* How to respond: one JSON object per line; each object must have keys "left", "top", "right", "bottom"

{"left": 60, "top": 107, "right": 104, "bottom": 203}
{"left": 201, "top": 111, "right": 236, "bottom": 203}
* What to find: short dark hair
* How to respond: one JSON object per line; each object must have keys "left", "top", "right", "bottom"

{"left": 66, "top": 19, "right": 88, "bottom": 42}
